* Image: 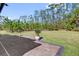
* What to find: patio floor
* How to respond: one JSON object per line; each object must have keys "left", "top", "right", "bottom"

{"left": 0, "top": 34, "right": 63, "bottom": 56}
{"left": 23, "top": 41, "right": 63, "bottom": 56}
{"left": 0, "top": 35, "right": 41, "bottom": 56}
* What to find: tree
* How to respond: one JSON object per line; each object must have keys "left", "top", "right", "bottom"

{"left": 34, "top": 10, "right": 40, "bottom": 23}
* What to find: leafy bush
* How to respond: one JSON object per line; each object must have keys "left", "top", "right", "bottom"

{"left": 35, "top": 29, "right": 41, "bottom": 36}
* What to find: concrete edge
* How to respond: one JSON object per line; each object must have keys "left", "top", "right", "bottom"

{"left": 55, "top": 46, "right": 64, "bottom": 56}
{"left": 40, "top": 40, "right": 64, "bottom": 56}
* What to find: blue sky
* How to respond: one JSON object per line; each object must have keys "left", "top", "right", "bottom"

{"left": 1, "top": 3, "right": 48, "bottom": 19}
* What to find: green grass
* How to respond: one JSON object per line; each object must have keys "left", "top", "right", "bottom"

{"left": 40, "top": 30, "right": 79, "bottom": 56}
{"left": 0, "top": 30, "right": 79, "bottom": 55}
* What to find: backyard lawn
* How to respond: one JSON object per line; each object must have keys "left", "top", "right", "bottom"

{"left": 41, "top": 30, "right": 79, "bottom": 56}
{"left": 0, "top": 30, "right": 79, "bottom": 56}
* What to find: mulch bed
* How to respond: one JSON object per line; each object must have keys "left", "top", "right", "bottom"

{"left": 0, "top": 34, "right": 41, "bottom": 56}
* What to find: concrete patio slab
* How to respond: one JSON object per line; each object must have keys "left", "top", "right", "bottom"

{"left": 23, "top": 41, "right": 63, "bottom": 56}
{"left": 0, "top": 35, "right": 63, "bottom": 56}
{"left": 0, "top": 35, "right": 41, "bottom": 56}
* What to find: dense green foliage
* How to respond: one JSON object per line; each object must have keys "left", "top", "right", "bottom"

{"left": 0, "top": 3, "right": 79, "bottom": 32}
{"left": 35, "top": 29, "right": 41, "bottom": 36}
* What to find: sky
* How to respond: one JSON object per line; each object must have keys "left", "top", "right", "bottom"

{"left": 1, "top": 3, "right": 48, "bottom": 20}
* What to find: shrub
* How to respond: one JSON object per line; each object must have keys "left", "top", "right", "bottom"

{"left": 35, "top": 29, "right": 41, "bottom": 36}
